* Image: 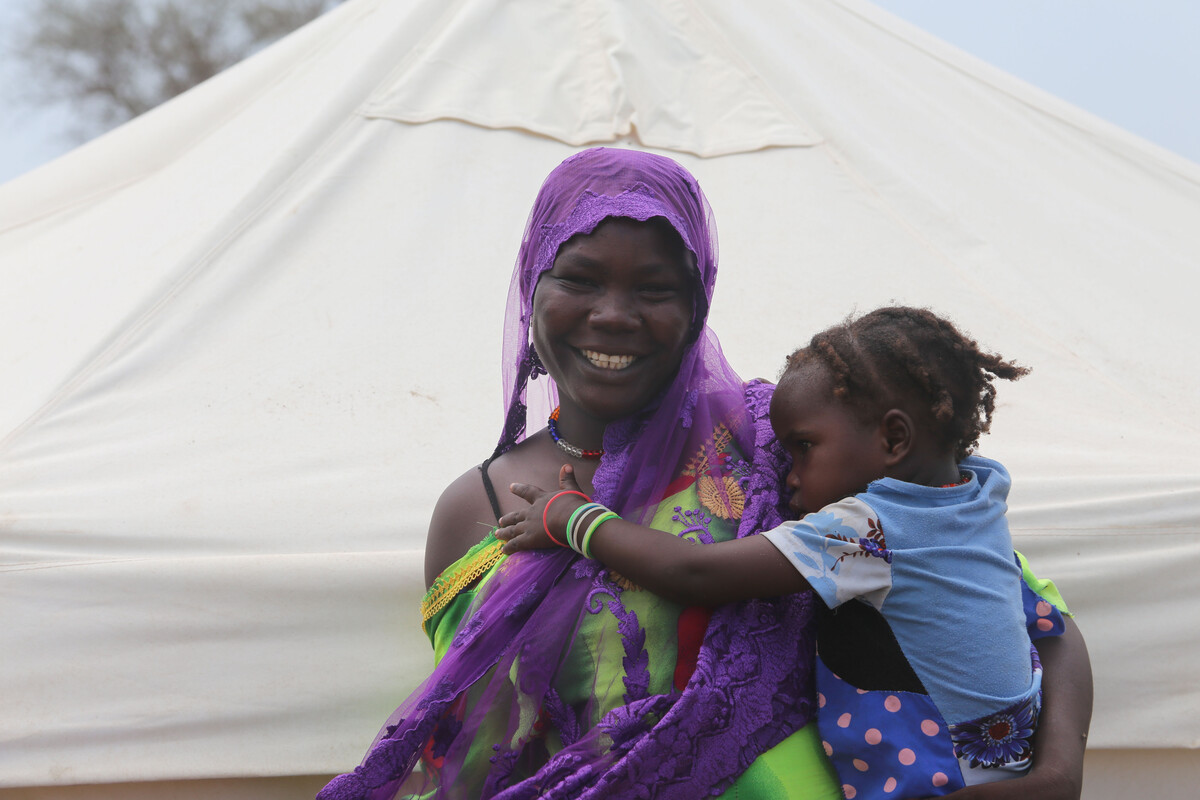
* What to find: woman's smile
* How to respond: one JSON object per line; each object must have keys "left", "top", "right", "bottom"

{"left": 580, "top": 349, "right": 637, "bottom": 370}
{"left": 532, "top": 216, "right": 695, "bottom": 425}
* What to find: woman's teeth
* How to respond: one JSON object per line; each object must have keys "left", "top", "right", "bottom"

{"left": 582, "top": 349, "right": 636, "bottom": 370}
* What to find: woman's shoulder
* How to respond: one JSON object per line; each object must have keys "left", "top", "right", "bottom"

{"left": 423, "top": 440, "right": 551, "bottom": 586}
{"left": 424, "top": 462, "right": 499, "bottom": 587}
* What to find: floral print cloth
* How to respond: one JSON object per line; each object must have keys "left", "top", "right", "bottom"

{"left": 762, "top": 456, "right": 1066, "bottom": 794}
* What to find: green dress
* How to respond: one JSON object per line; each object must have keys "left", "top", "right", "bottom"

{"left": 417, "top": 438, "right": 1069, "bottom": 799}
{"left": 421, "top": 431, "right": 843, "bottom": 799}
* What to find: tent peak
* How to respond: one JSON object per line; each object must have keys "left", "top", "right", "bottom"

{"left": 359, "top": 0, "right": 820, "bottom": 157}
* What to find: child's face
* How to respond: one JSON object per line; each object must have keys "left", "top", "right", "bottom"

{"left": 770, "top": 362, "right": 890, "bottom": 517}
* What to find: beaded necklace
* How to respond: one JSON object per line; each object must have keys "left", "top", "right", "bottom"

{"left": 547, "top": 406, "right": 604, "bottom": 460}
{"left": 937, "top": 473, "right": 971, "bottom": 488}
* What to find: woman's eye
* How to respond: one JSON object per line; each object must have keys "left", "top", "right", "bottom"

{"left": 556, "top": 274, "right": 595, "bottom": 289}
{"left": 640, "top": 285, "right": 679, "bottom": 299}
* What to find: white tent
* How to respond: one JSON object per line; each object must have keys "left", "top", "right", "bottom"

{"left": 2, "top": 0, "right": 1198, "bottom": 797}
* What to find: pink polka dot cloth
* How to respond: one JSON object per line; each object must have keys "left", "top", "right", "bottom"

{"left": 1023, "top": 589, "right": 1065, "bottom": 640}
{"left": 815, "top": 658, "right": 965, "bottom": 798}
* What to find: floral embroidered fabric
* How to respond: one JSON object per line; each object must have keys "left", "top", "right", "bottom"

{"left": 817, "top": 645, "right": 1045, "bottom": 798}
{"left": 319, "top": 149, "right": 824, "bottom": 800}
{"left": 761, "top": 456, "right": 1066, "bottom": 793}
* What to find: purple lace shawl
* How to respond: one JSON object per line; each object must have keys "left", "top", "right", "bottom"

{"left": 320, "top": 149, "right": 816, "bottom": 799}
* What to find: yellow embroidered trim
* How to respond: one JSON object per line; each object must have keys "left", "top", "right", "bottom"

{"left": 684, "top": 422, "right": 745, "bottom": 520}
{"left": 606, "top": 568, "right": 642, "bottom": 592}
{"left": 697, "top": 473, "right": 745, "bottom": 520}
{"left": 421, "top": 539, "right": 505, "bottom": 632}
{"left": 684, "top": 422, "right": 735, "bottom": 477}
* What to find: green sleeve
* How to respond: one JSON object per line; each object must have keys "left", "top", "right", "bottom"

{"left": 421, "top": 532, "right": 506, "bottom": 662}
{"left": 1016, "top": 549, "right": 1072, "bottom": 616}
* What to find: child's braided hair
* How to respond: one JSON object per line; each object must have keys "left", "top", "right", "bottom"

{"left": 784, "top": 307, "right": 1029, "bottom": 461}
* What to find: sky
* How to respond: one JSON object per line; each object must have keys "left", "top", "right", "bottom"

{"left": 0, "top": 0, "right": 1198, "bottom": 185}
{"left": 876, "top": 0, "right": 1200, "bottom": 164}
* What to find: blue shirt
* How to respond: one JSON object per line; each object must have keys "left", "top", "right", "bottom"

{"left": 761, "top": 456, "right": 1033, "bottom": 724}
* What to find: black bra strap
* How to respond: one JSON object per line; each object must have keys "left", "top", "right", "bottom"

{"left": 479, "top": 457, "right": 503, "bottom": 524}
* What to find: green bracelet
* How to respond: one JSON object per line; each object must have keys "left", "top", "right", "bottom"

{"left": 580, "top": 510, "right": 620, "bottom": 559}
{"left": 570, "top": 505, "right": 607, "bottom": 554}
{"left": 565, "top": 503, "right": 596, "bottom": 551}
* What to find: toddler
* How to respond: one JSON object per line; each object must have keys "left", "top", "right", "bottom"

{"left": 497, "top": 306, "right": 1068, "bottom": 797}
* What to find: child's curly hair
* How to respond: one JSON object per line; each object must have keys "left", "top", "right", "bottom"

{"left": 784, "top": 307, "right": 1029, "bottom": 461}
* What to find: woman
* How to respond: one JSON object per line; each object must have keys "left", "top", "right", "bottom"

{"left": 321, "top": 148, "right": 1091, "bottom": 799}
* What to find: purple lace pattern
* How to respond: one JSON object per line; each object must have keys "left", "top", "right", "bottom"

{"left": 489, "top": 382, "right": 816, "bottom": 800}
{"left": 319, "top": 150, "right": 817, "bottom": 800}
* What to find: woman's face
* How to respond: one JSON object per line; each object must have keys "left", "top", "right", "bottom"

{"left": 532, "top": 217, "right": 695, "bottom": 424}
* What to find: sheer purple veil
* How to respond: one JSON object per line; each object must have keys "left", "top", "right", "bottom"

{"left": 494, "top": 147, "right": 744, "bottom": 522}
{"left": 319, "top": 149, "right": 816, "bottom": 800}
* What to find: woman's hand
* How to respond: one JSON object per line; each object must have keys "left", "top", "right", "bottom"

{"left": 495, "top": 465, "right": 589, "bottom": 554}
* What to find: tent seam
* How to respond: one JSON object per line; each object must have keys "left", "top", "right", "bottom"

{"left": 0, "top": 2, "right": 395, "bottom": 454}
{"left": 682, "top": 0, "right": 823, "bottom": 150}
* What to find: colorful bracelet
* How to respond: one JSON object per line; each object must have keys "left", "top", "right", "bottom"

{"left": 564, "top": 503, "right": 594, "bottom": 547}
{"left": 580, "top": 510, "right": 620, "bottom": 559}
{"left": 567, "top": 504, "right": 607, "bottom": 554}
{"left": 543, "top": 490, "right": 590, "bottom": 547}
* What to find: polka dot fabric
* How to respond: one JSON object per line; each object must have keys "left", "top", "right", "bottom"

{"left": 816, "top": 658, "right": 965, "bottom": 798}
{"left": 1021, "top": 572, "right": 1065, "bottom": 640}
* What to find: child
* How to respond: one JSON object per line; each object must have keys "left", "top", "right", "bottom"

{"left": 496, "top": 306, "right": 1068, "bottom": 797}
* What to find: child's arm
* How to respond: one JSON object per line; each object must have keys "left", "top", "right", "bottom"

{"left": 495, "top": 466, "right": 808, "bottom": 607}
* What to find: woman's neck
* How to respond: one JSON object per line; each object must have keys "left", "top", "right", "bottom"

{"left": 552, "top": 401, "right": 608, "bottom": 451}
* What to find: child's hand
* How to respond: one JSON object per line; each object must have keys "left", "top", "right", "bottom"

{"left": 495, "top": 466, "right": 588, "bottom": 554}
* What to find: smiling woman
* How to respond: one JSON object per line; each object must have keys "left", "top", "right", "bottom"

{"left": 321, "top": 147, "right": 841, "bottom": 800}
{"left": 320, "top": 148, "right": 1091, "bottom": 800}
{"left": 532, "top": 217, "right": 695, "bottom": 437}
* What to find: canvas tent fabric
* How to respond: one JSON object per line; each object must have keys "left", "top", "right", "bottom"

{"left": 1, "top": 0, "right": 1198, "bottom": 793}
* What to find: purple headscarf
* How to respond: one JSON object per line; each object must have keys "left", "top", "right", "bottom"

{"left": 321, "top": 148, "right": 816, "bottom": 800}
{"left": 495, "top": 148, "right": 716, "bottom": 490}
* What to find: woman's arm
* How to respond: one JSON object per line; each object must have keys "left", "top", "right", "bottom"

{"left": 941, "top": 617, "right": 1093, "bottom": 799}
{"left": 496, "top": 466, "right": 808, "bottom": 606}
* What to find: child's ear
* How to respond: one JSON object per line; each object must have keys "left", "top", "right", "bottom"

{"left": 880, "top": 409, "right": 913, "bottom": 466}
